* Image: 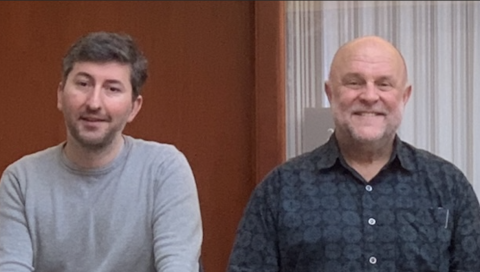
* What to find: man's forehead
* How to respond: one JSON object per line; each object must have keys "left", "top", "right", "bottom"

{"left": 341, "top": 42, "right": 400, "bottom": 62}
{"left": 70, "top": 62, "right": 131, "bottom": 77}
{"left": 331, "top": 41, "right": 405, "bottom": 78}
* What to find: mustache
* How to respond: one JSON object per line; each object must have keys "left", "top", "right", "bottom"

{"left": 350, "top": 107, "right": 387, "bottom": 115}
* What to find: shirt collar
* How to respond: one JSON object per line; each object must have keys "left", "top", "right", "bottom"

{"left": 392, "top": 135, "right": 416, "bottom": 172}
{"left": 313, "top": 134, "right": 416, "bottom": 173}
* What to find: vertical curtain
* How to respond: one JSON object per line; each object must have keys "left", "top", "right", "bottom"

{"left": 286, "top": 1, "right": 480, "bottom": 193}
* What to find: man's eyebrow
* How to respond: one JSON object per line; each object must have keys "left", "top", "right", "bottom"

{"left": 375, "top": 76, "right": 396, "bottom": 82}
{"left": 73, "top": 72, "right": 93, "bottom": 79}
{"left": 72, "top": 72, "right": 125, "bottom": 87}
{"left": 341, "top": 73, "right": 396, "bottom": 81}
{"left": 341, "top": 73, "right": 363, "bottom": 80}
{"left": 104, "top": 79, "right": 125, "bottom": 88}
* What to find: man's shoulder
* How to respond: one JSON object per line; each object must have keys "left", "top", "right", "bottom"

{"left": 4, "top": 144, "right": 62, "bottom": 173}
{"left": 127, "top": 136, "right": 179, "bottom": 152}
{"left": 278, "top": 143, "right": 333, "bottom": 172}
{"left": 125, "top": 136, "right": 186, "bottom": 162}
{"left": 400, "top": 141, "right": 462, "bottom": 171}
{"left": 398, "top": 140, "right": 470, "bottom": 189}
{"left": 258, "top": 146, "right": 328, "bottom": 187}
{"left": 124, "top": 136, "right": 194, "bottom": 184}
{"left": 1, "top": 145, "right": 62, "bottom": 185}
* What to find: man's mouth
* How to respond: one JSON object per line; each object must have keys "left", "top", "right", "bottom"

{"left": 354, "top": 112, "right": 385, "bottom": 116}
{"left": 80, "top": 116, "right": 107, "bottom": 122}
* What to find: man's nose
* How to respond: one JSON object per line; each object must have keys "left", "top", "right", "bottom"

{"left": 85, "top": 87, "right": 102, "bottom": 110}
{"left": 359, "top": 83, "right": 380, "bottom": 103}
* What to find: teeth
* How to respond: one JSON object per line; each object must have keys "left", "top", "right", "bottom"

{"left": 359, "top": 113, "right": 377, "bottom": 116}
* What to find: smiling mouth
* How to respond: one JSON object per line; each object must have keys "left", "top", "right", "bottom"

{"left": 79, "top": 117, "right": 108, "bottom": 125}
{"left": 80, "top": 114, "right": 107, "bottom": 121}
{"left": 354, "top": 112, "right": 384, "bottom": 116}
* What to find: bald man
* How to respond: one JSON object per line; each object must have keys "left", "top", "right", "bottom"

{"left": 227, "top": 36, "right": 480, "bottom": 272}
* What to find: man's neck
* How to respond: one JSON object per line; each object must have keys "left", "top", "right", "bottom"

{"left": 63, "top": 136, "right": 125, "bottom": 169}
{"left": 336, "top": 134, "right": 395, "bottom": 182}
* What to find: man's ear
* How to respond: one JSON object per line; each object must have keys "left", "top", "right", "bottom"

{"left": 403, "top": 84, "right": 412, "bottom": 105}
{"left": 127, "top": 95, "right": 143, "bottom": 123}
{"left": 325, "top": 81, "right": 333, "bottom": 103}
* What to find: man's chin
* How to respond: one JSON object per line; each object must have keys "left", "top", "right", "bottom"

{"left": 74, "top": 135, "right": 111, "bottom": 151}
{"left": 81, "top": 140, "right": 108, "bottom": 150}
{"left": 351, "top": 131, "right": 385, "bottom": 143}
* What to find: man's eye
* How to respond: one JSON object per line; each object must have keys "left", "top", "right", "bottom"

{"left": 76, "top": 81, "right": 88, "bottom": 87}
{"left": 347, "top": 81, "right": 361, "bottom": 87}
{"left": 378, "top": 82, "right": 393, "bottom": 90}
{"left": 109, "top": 87, "right": 121, "bottom": 92}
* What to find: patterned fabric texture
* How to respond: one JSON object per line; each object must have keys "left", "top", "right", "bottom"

{"left": 228, "top": 135, "right": 480, "bottom": 272}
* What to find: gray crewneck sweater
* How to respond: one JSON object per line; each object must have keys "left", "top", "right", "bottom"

{"left": 0, "top": 136, "right": 202, "bottom": 272}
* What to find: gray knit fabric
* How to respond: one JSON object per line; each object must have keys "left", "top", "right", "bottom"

{"left": 0, "top": 135, "right": 202, "bottom": 272}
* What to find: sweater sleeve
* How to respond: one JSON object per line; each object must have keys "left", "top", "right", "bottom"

{"left": 0, "top": 169, "right": 34, "bottom": 271}
{"left": 152, "top": 150, "right": 203, "bottom": 272}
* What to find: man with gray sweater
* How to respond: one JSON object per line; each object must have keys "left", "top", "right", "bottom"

{"left": 0, "top": 32, "right": 202, "bottom": 272}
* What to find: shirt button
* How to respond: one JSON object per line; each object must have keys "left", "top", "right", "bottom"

{"left": 369, "top": 256, "right": 377, "bottom": 264}
{"left": 368, "top": 218, "right": 376, "bottom": 225}
{"left": 365, "top": 185, "right": 373, "bottom": 192}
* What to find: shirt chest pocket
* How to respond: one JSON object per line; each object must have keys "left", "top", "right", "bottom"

{"left": 415, "top": 207, "right": 452, "bottom": 243}
{"left": 395, "top": 208, "right": 452, "bottom": 269}
{"left": 398, "top": 207, "right": 452, "bottom": 243}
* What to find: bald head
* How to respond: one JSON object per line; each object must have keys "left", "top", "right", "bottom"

{"left": 328, "top": 36, "right": 408, "bottom": 87}
{"left": 324, "top": 35, "right": 412, "bottom": 150}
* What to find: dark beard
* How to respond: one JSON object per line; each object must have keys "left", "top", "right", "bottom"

{"left": 66, "top": 122, "right": 117, "bottom": 152}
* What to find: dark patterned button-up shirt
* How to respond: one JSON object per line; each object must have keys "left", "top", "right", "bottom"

{"left": 228, "top": 135, "right": 480, "bottom": 272}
